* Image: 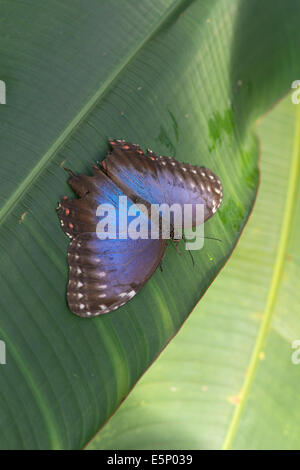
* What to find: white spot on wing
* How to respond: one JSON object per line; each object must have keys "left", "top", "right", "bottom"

{"left": 127, "top": 290, "right": 136, "bottom": 298}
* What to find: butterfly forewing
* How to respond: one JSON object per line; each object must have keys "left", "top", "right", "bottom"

{"left": 103, "top": 140, "right": 222, "bottom": 223}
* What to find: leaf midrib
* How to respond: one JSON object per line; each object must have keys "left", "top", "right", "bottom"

{"left": 0, "top": 0, "right": 184, "bottom": 450}
{"left": 0, "top": 0, "right": 183, "bottom": 227}
{"left": 222, "top": 102, "right": 300, "bottom": 450}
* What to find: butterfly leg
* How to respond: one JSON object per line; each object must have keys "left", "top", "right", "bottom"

{"left": 158, "top": 242, "right": 170, "bottom": 272}
{"left": 170, "top": 238, "right": 182, "bottom": 255}
{"left": 187, "top": 249, "right": 195, "bottom": 267}
{"left": 181, "top": 233, "right": 195, "bottom": 267}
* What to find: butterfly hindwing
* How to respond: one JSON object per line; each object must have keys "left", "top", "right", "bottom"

{"left": 67, "top": 234, "right": 166, "bottom": 317}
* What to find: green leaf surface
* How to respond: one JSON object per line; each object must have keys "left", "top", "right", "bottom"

{"left": 88, "top": 94, "right": 300, "bottom": 450}
{"left": 0, "top": 0, "right": 299, "bottom": 449}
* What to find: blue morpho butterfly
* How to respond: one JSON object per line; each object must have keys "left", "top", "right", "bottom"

{"left": 57, "top": 139, "right": 222, "bottom": 317}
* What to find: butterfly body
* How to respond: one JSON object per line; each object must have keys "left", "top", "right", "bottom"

{"left": 57, "top": 140, "right": 222, "bottom": 317}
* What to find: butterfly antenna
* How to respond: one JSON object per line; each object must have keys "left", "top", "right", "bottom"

{"left": 182, "top": 232, "right": 222, "bottom": 243}
{"left": 204, "top": 236, "right": 222, "bottom": 242}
